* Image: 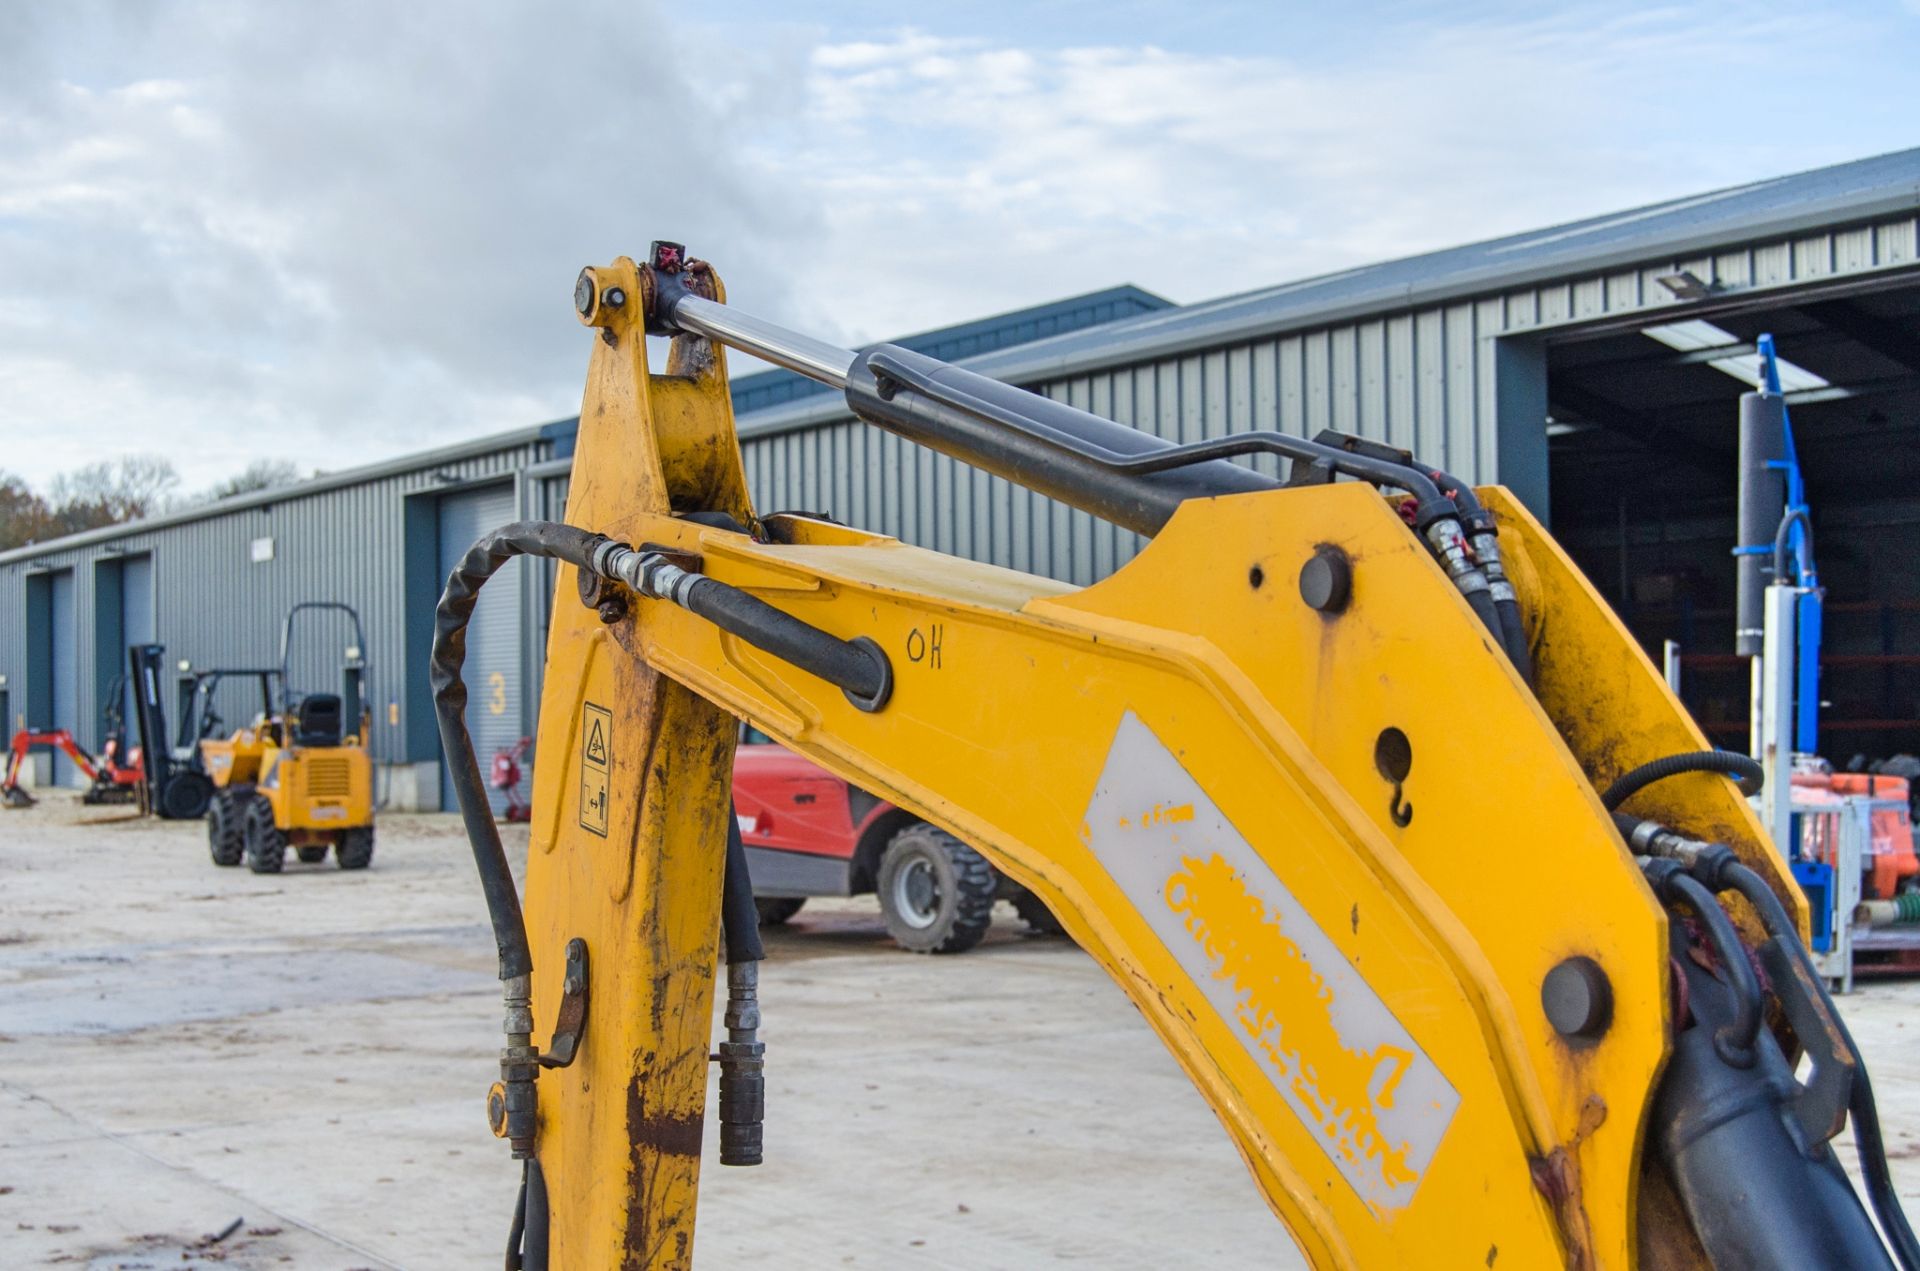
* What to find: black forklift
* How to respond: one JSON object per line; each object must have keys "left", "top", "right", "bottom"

{"left": 126, "top": 643, "right": 280, "bottom": 821}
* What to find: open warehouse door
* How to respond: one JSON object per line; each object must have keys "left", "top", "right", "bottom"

{"left": 1546, "top": 272, "right": 1920, "bottom": 766}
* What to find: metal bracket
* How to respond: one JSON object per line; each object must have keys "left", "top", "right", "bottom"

{"left": 1758, "top": 936, "right": 1855, "bottom": 1148}
{"left": 538, "top": 938, "right": 590, "bottom": 1069}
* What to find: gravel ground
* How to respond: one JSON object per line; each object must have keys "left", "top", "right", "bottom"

{"left": 0, "top": 794, "right": 1914, "bottom": 1268}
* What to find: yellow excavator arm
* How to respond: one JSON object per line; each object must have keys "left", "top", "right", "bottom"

{"left": 430, "top": 248, "right": 1915, "bottom": 1269}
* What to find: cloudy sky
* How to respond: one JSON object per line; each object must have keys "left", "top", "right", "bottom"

{"left": 2, "top": 1, "right": 1916, "bottom": 492}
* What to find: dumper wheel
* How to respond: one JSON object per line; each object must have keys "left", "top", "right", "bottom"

{"left": 207, "top": 790, "right": 246, "bottom": 867}
{"left": 295, "top": 845, "right": 329, "bottom": 864}
{"left": 877, "top": 823, "right": 995, "bottom": 954}
{"left": 755, "top": 897, "right": 805, "bottom": 926}
{"left": 1011, "top": 890, "right": 1067, "bottom": 937}
{"left": 244, "top": 798, "right": 286, "bottom": 874}
{"left": 336, "top": 827, "right": 374, "bottom": 871}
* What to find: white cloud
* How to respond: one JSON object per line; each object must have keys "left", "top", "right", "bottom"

{"left": 0, "top": 3, "right": 1908, "bottom": 492}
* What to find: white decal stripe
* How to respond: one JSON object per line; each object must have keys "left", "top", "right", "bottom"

{"left": 1081, "top": 711, "right": 1458, "bottom": 1209}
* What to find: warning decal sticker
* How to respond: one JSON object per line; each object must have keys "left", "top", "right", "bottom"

{"left": 579, "top": 701, "right": 611, "bottom": 837}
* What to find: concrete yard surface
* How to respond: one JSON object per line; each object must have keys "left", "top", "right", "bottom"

{"left": 1, "top": 797, "right": 1916, "bottom": 1268}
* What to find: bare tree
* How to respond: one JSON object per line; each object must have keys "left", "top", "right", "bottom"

{"left": 46, "top": 455, "right": 181, "bottom": 533}
{"left": 200, "top": 458, "right": 304, "bottom": 502}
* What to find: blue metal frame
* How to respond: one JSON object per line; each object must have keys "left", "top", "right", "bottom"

{"left": 1792, "top": 858, "right": 1835, "bottom": 952}
{"left": 1754, "top": 334, "right": 1823, "bottom": 754}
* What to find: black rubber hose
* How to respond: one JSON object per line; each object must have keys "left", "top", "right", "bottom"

{"left": 433, "top": 520, "right": 607, "bottom": 980}
{"left": 1464, "top": 586, "right": 1504, "bottom": 649}
{"left": 1493, "top": 597, "right": 1532, "bottom": 676}
{"left": 1661, "top": 870, "right": 1763, "bottom": 1065}
{"left": 505, "top": 1162, "right": 528, "bottom": 1271}
{"left": 1602, "top": 750, "right": 1765, "bottom": 812}
{"left": 521, "top": 1157, "right": 550, "bottom": 1271}
{"left": 674, "top": 575, "right": 890, "bottom": 709}
{"left": 722, "top": 812, "right": 764, "bottom": 964}
{"left": 1716, "top": 861, "right": 1920, "bottom": 1271}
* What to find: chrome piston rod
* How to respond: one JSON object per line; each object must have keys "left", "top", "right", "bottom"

{"left": 667, "top": 293, "right": 856, "bottom": 390}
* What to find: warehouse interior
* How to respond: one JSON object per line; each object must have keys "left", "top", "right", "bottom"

{"left": 1546, "top": 271, "right": 1920, "bottom": 763}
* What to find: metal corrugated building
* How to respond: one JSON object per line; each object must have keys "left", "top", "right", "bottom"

{"left": 736, "top": 148, "right": 1920, "bottom": 585}
{"left": 0, "top": 426, "right": 567, "bottom": 804}
{"left": 7, "top": 149, "right": 1920, "bottom": 798}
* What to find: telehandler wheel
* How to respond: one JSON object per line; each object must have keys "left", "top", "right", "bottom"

{"left": 207, "top": 790, "right": 246, "bottom": 867}
{"left": 755, "top": 897, "right": 805, "bottom": 926}
{"left": 1011, "top": 889, "right": 1067, "bottom": 937}
{"left": 295, "top": 845, "right": 329, "bottom": 865}
{"left": 244, "top": 798, "right": 287, "bottom": 874}
{"left": 336, "top": 827, "right": 374, "bottom": 871}
{"left": 877, "top": 823, "right": 995, "bottom": 954}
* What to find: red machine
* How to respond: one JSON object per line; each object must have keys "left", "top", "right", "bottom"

{"left": 1794, "top": 770, "right": 1920, "bottom": 901}
{"left": 730, "top": 726, "right": 1061, "bottom": 952}
{"left": 490, "top": 737, "right": 532, "bottom": 823}
{"left": 2, "top": 729, "right": 144, "bottom": 809}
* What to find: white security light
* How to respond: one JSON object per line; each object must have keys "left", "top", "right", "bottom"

{"left": 1656, "top": 270, "right": 1714, "bottom": 300}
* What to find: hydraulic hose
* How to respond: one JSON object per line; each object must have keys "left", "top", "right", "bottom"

{"left": 1710, "top": 859, "right": 1920, "bottom": 1270}
{"left": 591, "top": 544, "right": 892, "bottom": 711}
{"left": 716, "top": 814, "right": 766, "bottom": 1167}
{"left": 433, "top": 520, "right": 608, "bottom": 981}
{"left": 505, "top": 1164, "right": 527, "bottom": 1271}
{"left": 1630, "top": 825, "right": 1920, "bottom": 1270}
{"left": 1602, "top": 750, "right": 1765, "bottom": 812}
{"left": 434, "top": 519, "right": 608, "bottom": 1169}
{"left": 722, "top": 811, "right": 765, "bottom": 965}
{"left": 1414, "top": 470, "right": 1533, "bottom": 681}
{"left": 1653, "top": 867, "right": 1762, "bottom": 1065}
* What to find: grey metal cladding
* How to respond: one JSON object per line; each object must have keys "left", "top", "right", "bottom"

{"left": 738, "top": 149, "right": 1920, "bottom": 585}
{"left": 0, "top": 437, "right": 547, "bottom": 770}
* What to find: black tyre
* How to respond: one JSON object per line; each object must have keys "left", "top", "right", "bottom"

{"left": 244, "top": 797, "right": 286, "bottom": 874}
{"left": 159, "top": 771, "right": 214, "bottom": 820}
{"left": 295, "top": 845, "right": 329, "bottom": 865}
{"left": 755, "top": 897, "right": 805, "bottom": 927}
{"left": 336, "top": 826, "right": 374, "bottom": 870}
{"left": 207, "top": 790, "right": 246, "bottom": 867}
{"left": 1011, "top": 889, "right": 1067, "bottom": 937}
{"left": 876, "top": 823, "right": 995, "bottom": 954}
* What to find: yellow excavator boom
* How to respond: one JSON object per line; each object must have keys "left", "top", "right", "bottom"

{"left": 428, "top": 247, "right": 1914, "bottom": 1270}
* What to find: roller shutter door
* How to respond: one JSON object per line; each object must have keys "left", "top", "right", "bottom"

{"left": 438, "top": 484, "right": 520, "bottom": 813}
{"left": 50, "top": 569, "right": 76, "bottom": 785}
{"left": 119, "top": 555, "right": 154, "bottom": 743}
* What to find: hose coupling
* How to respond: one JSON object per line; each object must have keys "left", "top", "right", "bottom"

{"left": 500, "top": 972, "right": 540, "bottom": 1159}
{"left": 1615, "top": 813, "right": 1718, "bottom": 868}
{"left": 714, "top": 959, "right": 765, "bottom": 1167}
{"left": 1423, "top": 518, "right": 1494, "bottom": 595}
{"left": 591, "top": 542, "right": 705, "bottom": 607}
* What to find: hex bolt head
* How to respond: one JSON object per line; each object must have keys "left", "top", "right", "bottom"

{"left": 1299, "top": 546, "right": 1353, "bottom": 613}
{"left": 573, "top": 270, "right": 596, "bottom": 317}
{"left": 1542, "top": 956, "right": 1613, "bottom": 1042}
